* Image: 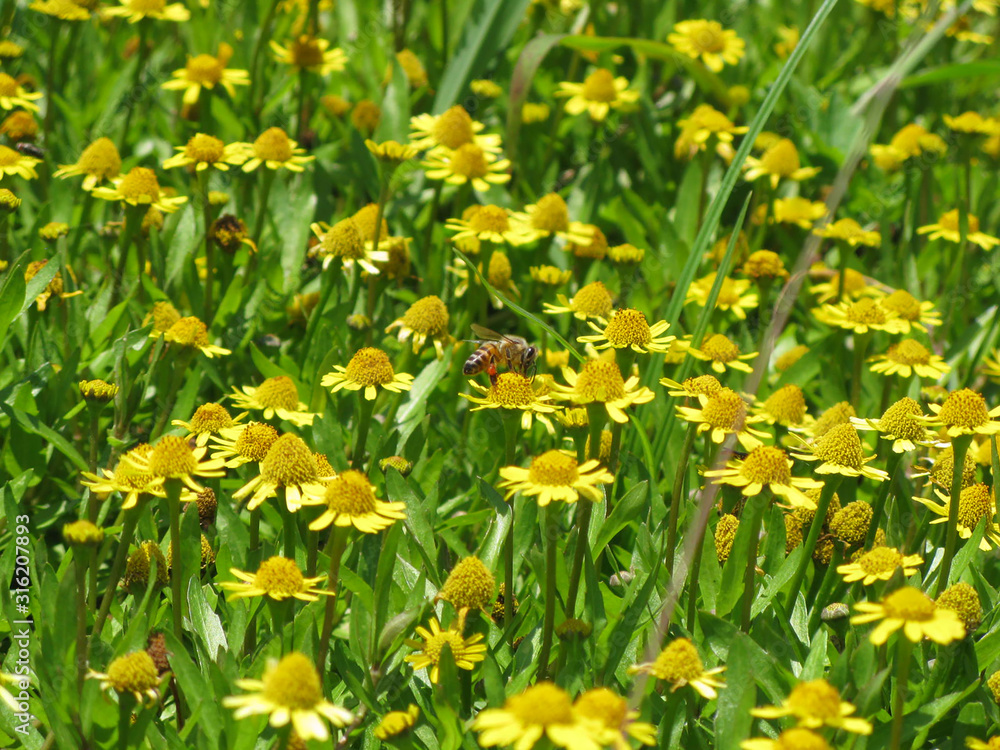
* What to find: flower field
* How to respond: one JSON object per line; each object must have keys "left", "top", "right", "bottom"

{"left": 2, "top": 0, "right": 1000, "bottom": 748}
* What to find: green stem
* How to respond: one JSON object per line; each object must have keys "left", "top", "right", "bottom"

{"left": 151, "top": 349, "right": 196, "bottom": 440}
{"left": 889, "top": 636, "right": 914, "bottom": 750}
{"left": 936, "top": 433, "right": 973, "bottom": 596}
{"left": 250, "top": 169, "right": 277, "bottom": 249}
{"left": 867, "top": 450, "right": 903, "bottom": 548}
{"left": 537, "top": 505, "right": 558, "bottom": 680}
{"left": 248, "top": 0, "right": 282, "bottom": 122}
{"left": 686, "top": 522, "right": 706, "bottom": 631}
{"left": 316, "top": 526, "right": 349, "bottom": 671}
{"left": 118, "top": 21, "right": 150, "bottom": 150}
{"left": 117, "top": 693, "right": 136, "bottom": 750}
{"left": 91, "top": 503, "right": 143, "bottom": 643}
{"left": 200, "top": 171, "right": 216, "bottom": 324}
{"left": 306, "top": 529, "right": 319, "bottom": 578}
{"left": 739, "top": 492, "right": 769, "bottom": 632}
{"left": 806, "top": 545, "right": 843, "bottom": 634}
{"left": 666, "top": 422, "right": 699, "bottom": 575}
{"left": 850, "top": 331, "right": 871, "bottom": 410}
{"left": 110, "top": 204, "right": 145, "bottom": 307}
{"left": 422, "top": 182, "right": 443, "bottom": 282}
{"left": 835, "top": 239, "right": 849, "bottom": 303}
{"left": 167, "top": 479, "right": 184, "bottom": 640}
{"left": 74, "top": 556, "right": 88, "bottom": 694}
{"left": 565, "top": 405, "right": 606, "bottom": 615}
{"left": 352, "top": 394, "right": 377, "bottom": 470}
{"left": 784, "top": 476, "right": 842, "bottom": 610}
{"left": 270, "top": 598, "right": 291, "bottom": 654}
{"left": 501, "top": 411, "right": 519, "bottom": 644}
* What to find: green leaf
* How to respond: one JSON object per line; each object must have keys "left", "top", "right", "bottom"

{"left": 592, "top": 481, "right": 648, "bottom": 554}
{"left": 505, "top": 33, "right": 564, "bottom": 174}
{"left": 713, "top": 633, "right": 757, "bottom": 750}
{"left": 901, "top": 60, "right": 1000, "bottom": 88}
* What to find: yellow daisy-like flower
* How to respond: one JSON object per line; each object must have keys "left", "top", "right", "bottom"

{"left": 983, "top": 349, "right": 1000, "bottom": 383}
{"left": 374, "top": 705, "right": 420, "bottom": 741}
{"left": 750, "top": 679, "right": 872, "bottom": 735}
{"left": 574, "top": 688, "right": 656, "bottom": 750}
{"left": 385, "top": 295, "right": 453, "bottom": 358}
{"left": 914, "top": 387, "right": 1000, "bottom": 436}
{"left": 171, "top": 402, "right": 245, "bottom": 447}
{"left": 791, "top": 423, "right": 889, "bottom": 481}
{"left": 422, "top": 143, "right": 511, "bottom": 192}
{"left": 812, "top": 218, "right": 881, "bottom": 247}
{"left": 914, "top": 483, "right": 1000, "bottom": 550}
{"left": 438, "top": 556, "right": 496, "bottom": 611}
{"left": 851, "top": 397, "right": 938, "bottom": 452}
{"left": 509, "top": 193, "right": 595, "bottom": 246}
{"left": 870, "top": 123, "right": 947, "bottom": 170}
{"left": 683, "top": 333, "right": 757, "bottom": 374}
{"left": 967, "top": 738, "right": 1000, "bottom": 750}
{"left": 629, "top": 637, "right": 726, "bottom": 699}
{"left": 943, "top": 111, "right": 1000, "bottom": 135}
{"left": 461, "top": 372, "right": 559, "bottom": 433}
{"left": 744, "top": 138, "right": 821, "bottom": 189}
{"left": 321, "top": 347, "right": 413, "bottom": 401}
{"left": 403, "top": 616, "right": 487, "bottom": 683}
{"left": 578, "top": 308, "right": 674, "bottom": 354}
{"left": 917, "top": 209, "right": 1000, "bottom": 250}
{"left": 552, "top": 358, "right": 655, "bottom": 424}
{"left": 87, "top": 651, "right": 161, "bottom": 705}
{"left": 238, "top": 127, "right": 315, "bottom": 173}
{"left": 473, "top": 681, "right": 603, "bottom": 750}
{"left": 161, "top": 43, "right": 248, "bottom": 105}
{"left": 444, "top": 204, "right": 532, "bottom": 246}
{"left": 530, "top": 265, "right": 573, "bottom": 285}
{"left": 685, "top": 273, "right": 759, "bottom": 320}
{"left": 163, "top": 316, "right": 232, "bottom": 357}
{"left": 29, "top": 0, "right": 92, "bottom": 20}
{"left": 162, "top": 133, "right": 249, "bottom": 171}
{"left": 498, "top": 450, "right": 613, "bottom": 506}
{"left": 91, "top": 167, "right": 188, "bottom": 213}
{"left": 233, "top": 433, "right": 332, "bottom": 512}
{"left": 229, "top": 375, "right": 317, "bottom": 427}
{"left": 755, "top": 384, "right": 808, "bottom": 428}
{"left": 741, "top": 250, "right": 789, "bottom": 281}
{"left": 812, "top": 296, "right": 906, "bottom": 334}
{"left": 659, "top": 374, "right": 723, "bottom": 399}
{"left": 122, "top": 434, "right": 226, "bottom": 494}
{"left": 81, "top": 444, "right": 166, "bottom": 508}
{"left": 555, "top": 68, "right": 639, "bottom": 122}
{"left": 543, "top": 280, "right": 614, "bottom": 320}
{"left": 742, "top": 728, "right": 832, "bottom": 750}
{"left": 270, "top": 35, "right": 347, "bottom": 75}
{"left": 223, "top": 652, "right": 353, "bottom": 742}
{"left": 0, "top": 145, "right": 41, "bottom": 181}
{"left": 668, "top": 19, "right": 745, "bottom": 72}
{"left": 53, "top": 137, "right": 122, "bottom": 190}
{"left": 809, "top": 267, "right": 875, "bottom": 303}
{"left": 850, "top": 586, "right": 966, "bottom": 645}
{"left": 868, "top": 338, "right": 950, "bottom": 380}
{"left": 674, "top": 104, "right": 747, "bottom": 160}
{"left": 703, "top": 445, "right": 823, "bottom": 509}
{"left": 308, "top": 217, "right": 388, "bottom": 274}
{"left": 220, "top": 556, "right": 331, "bottom": 602}
{"left": 771, "top": 196, "right": 827, "bottom": 229}
{"left": 408, "top": 105, "right": 502, "bottom": 152}
{"left": 676, "top": 388, "right": 770, "bottom": 451}
{"left": 210, "top": 421, "right": 279, "bottom": 468}
{"left": 0, "top": 73, "right": 43, "bottom": 112}
{"left": 102, "top": 0, "right": 190, "bottom": 22}
{"left": 837, "top": 546, "right": 923, "bottom": 585}
{"left": 302, "top": 470, "right": 406, "bottom": 533}
{"left": 877, "top": 289, "right": 941, "bottom": 333}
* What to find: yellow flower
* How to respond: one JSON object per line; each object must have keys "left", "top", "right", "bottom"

{"left": 220, "top": 556, "right": 331, "bottom": 602}
{"left": 422, "top": 143, "right": 511, "bottom": 192}
{"left": 937, "top": 582, "right": 983, "bottom": 633}
{"left": 685, "top": 272, "right": 759, "bottom": 320}
{"left": 91, "top": 167, "right": 188, "bottom": 213}
{"left": 385, "top": 295, "right": 453, "bottom": 358}
{"left": 238, "top": 127, "right": 315, "bottom": 173}
{"left": 0, "top": 73, "right": 43, "bottom": 112}
{"left": 223, "top": 652, "right": 353, "bottom": 741}
{"left": 742, "top": 728, "right": 832, "bottom": 750}
{"left": 578, "top": 308, "right": 674, "bottom": 353}
{"left": 365, "top": 138, "right": 418, "bottom": 169}
{"left": 210, "top": 421, "right": 278, "bottom": 468}
{"left": 703, "top": 445, "right": 823, "bottom": 509}
{"left": 530, "top": 265, "right": 573, "bottom": 285}
{"left": 742, "top": 250, "right": 789, "bottom": 280}
{"left": 668, "top": 19, "right": 745, "bottom": 72}
{"left": 374, "top": 704, "right": 419, "bottom": 740}
{"left": 850, "top": 586, "right": 966, "bottom": 645}
{"left": 461, "top": 372, "right": 559, "bottom": 433}
{"left": 676, "top": 388, "right": 770, "bottom": 451}
{"left": 917, "top": 209, "right": 1000, "bottom": 250}
{"left": 473, "top": 682, "right": 603, "bottom": 750}
{"left": 408, "top": 105, "right": 502, "bottom": 151}
{"left": 270, "top": 35, "right": 347, "bottom": 74}
{"left": 161, "top": 43, "right": 248, "bottom": 104}
{"left": 555, "top": 68, "right": 639, "bottom": 122}
{"left": 867, "top": 338, "right": 950, "bottom": 380}
{"left": 162, "top": 133, "right": 248, "bottom": 171}
{"left": 851, "top": 397, "right": 938, "bottom": 452}
{"left": 471, "top": 78, "right": 502, "bottom": 98}
{"left": 171, "top": 402, "right": 245, "bottom": 447}
{"left": 629, "top": 637, "right": 726, "bottom": 699}
{"left": 308, "top": 217, "right": 388, "bottom": 274}
{"left": 0, "top": 145, "right": 41, "bottom": 181}
{"left": 438, "top": 556, "right": 496, "bottom": 611}
{"left": 607, "top": 243, "right": 645, "bottom": 265}
{"left": 983, "top": 349, "right": 1000, "bottom": 383}
{"left": 914, "top": 483, "right": 1000, "bottom": 549}
{"left": 498, "top": 450, "right": 613, "bottom": 506}
{"left": 968, "top": 739, "right": 1000, "bottom": 750}
{"left": 774, "top": 25, "right": 799, "bottom": 57}
{"left": 943, "top": 111, "right": 1000, "bottom": 135}
{"left": 682, "top": 333, "right": 757, "bottom": 374}
{"left": 914, "top": 387, "right": 1000, "bottom": 436}
{"left": 522, "top": 103, "right": 551, "bottom": 123}
{"left": 393, "top": 49, "right": 428, "bottom": 88}
{"left": 81, "top": 444, "right": 166, "bottom": 508}
{"left": 812, "top": 218, "right": 881, "bottom": 247}
{"left": 404, "top": 616, "right": 487, "bottom": 683}
{"left": 809, "top": 266, "right": 875, "bottom": 303}
{"left": 659, "top": 374, "right": 722, "bottom": 399}
{"left": 122, "top": 434, "right": 226, "bottom": 494}
{"left": 756, "top": 384, "right": 808, "bottom": 427}
{"left": 744, "top": 138, "right": 821, "bottom": 189}
{"left": 87, "top": 652, "right": 161, "bottom": 705}
{"left": 102, "top": 0, "right": 190, "bottom": 21}
{"left": 751, "top": 678, "right": 872, "bottom": 734}
{"left": 543, "top": 280, "right": 614, "bottom": 320}
{"left": 791, "top": 423, "right": 889, "bottom": 481}
{"left": 163, "top": 316, "right": 232, "bottom": 357}
{"left": 229, "top": 375, "right": 317, "bottom": 426}
{"left": 574, "top": 687, "right": 656, "bottom": 750}
{"left": 29, "top": 0, "right": 92, "bottom": 20}
{"left": 321, "top": 347, "right": 413, "bottom": 400}
{"left": 233, "top": 433, "right": 332, "bottom": 512}
{"left": 552, "top": 358, "right": 655, "bottom": 424}
{"left": 509, "top": 193, "right": 595, "bottom": 246}
{"left": 870, "top": 123, "right": 947, "bottom": 170}
{"left": 771, "top": 196, "right": 827, "bottom": 228}
{"left": 812, "top": 297, "right": 906, "bottom": 335}
{"left": 838, "top": 546, "right": 923, "bottom": 585}
{"left": 877, "top": 289, "right": 941, "bottom": 333}
{"left": 302, "top": 470, "right": 406, "bottom": 533}
{"left": 54, "top": 137, "right": 122, "bottom": 190}
{"left": 444, "top": 204, "right": 532, "bottom": 246}
{"left": 674, "top": 104, "right": 747, "bottom": 160}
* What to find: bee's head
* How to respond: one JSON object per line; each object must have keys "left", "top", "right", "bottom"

{"left": 524, "top": 345, "right": 538, "bottom": 368}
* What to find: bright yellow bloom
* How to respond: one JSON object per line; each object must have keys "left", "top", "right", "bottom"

{"left": 163, "top": 316, "right": 232, "bottom": 357}
{"left": 675, "top": 104, "right": 747, "bottom": 160}
{"left": 676, "top": 388, "right": 770, "bottom": 451}
{"left": 744, "top": 138, "right": 821, "bottom": 188}
{"left": 210, "top": 421, "right": 279, "bottom": 468}
{"left": 81, "top": 444, "right": 166, "bottom": 509}
{"left": 91, "top": 167, "right": 187, "bottom": 213}
{"left": 461, "top": 372, "right": 559, "bottom": 433}
{"left": 29, "top": 0, "right": 92, "bottom": 20}
{"left": 53, "top": 137, "right": 122, "bottom": 190}
{"left": 851, "top": 397, "right": 939, "bottom": 452}
{"left": 837, "top": 546, "right": 923, "bottom": 585}
{"left": 851, "top": 586, "right": 966, "bottom": 645}
{"left": 220, "top": 556, "right": 331, "bottom": 602}
{"left": 308, "top": 217, "right": 388, "bottom": 274}
{"left": 0, "top": 73, "right": 43, "bottom": 112}
{"left": 913, "top": 387, "right": 1000, "bottom": 436}
{"left": 812, "top": 296, "right": 907, "bottom": 334}
{"left": 578, "top": 308, "right": 674, "bottom": 353}
{"left": 914, "top": 483, "right": 1000, "bottom": 550}
{"left": 543, "top": 280, "right": 614, "bottom": 320}
{"left": 270, "top": 35, "right": 347, "bottom": 74}
{"left": 629, "top": 637, "right": 726, "bottom": 699}
{"left": 408, "top": 105, "right": 502, "bottom": 152}
{"left": 161, "top": 43, "right": 248, "bottom": 104}
{"left": 868, "top": 339, "right": 951, "bottom": 380}
{"left": 552, "top": 357, "right": 655, "bottom": 424}
{"left": 774, "top": 25, "right": 799, "bottom": 57}
{"left": 385, "top": 295, "right": 453, "bottom": 358}
{"left": 229, "top": 375, "right": 318, "bottom": 427}
{"left": 171, "top": 402, "right": 245, "bottom": 447}
{"left": 877, "top": 289, "right": 941, "bottom": 333}
{"left": 498, "top": 450, "right": 613, "bottom": 505}
{"left": 660, "top": 374, "right": 722, "bottom": 399}
{"left": 445, "top": 204, "right": 532, "bottom": 246}
{"left": 943, "top": 111, "right": 1000, "bottom": 135}
{"left": 751, "top": 679, "right": 872, "bottom": 734}
{"left": 682, "top": 333, "right": 757, "bottom": 374}
{"left": 374, "top": 704, "right": 419, "bottom": 741}
{"left": 321, "top": 347, "right": 413, "bottom": 400}
{"left": 791, "top": 424, "right": 889, "bottom": 482}
{"left": 238, "top": 127, "right": 315, "bottom": 172}
{"left": 0, "top": 145, "right": 41, "bottom": 181}
{"left": 685, "top": 272, "right": 759, "bottom": 320}
{"left": 422, "top": 143, "right": 511, "bottom": 192}
{"left": 771, "top": 196, "right": 827, "bottom": 228}
{"left": 122, "top": 434, "right": 227, "bottom": 494}
{"left": 742, "top": 728, "right": 831, "bottom": 750}
{"left": 809, "top": 267, "right": 876, "bottom": 303}
{"left": 555, "top": 68, "right": 639, "bottom": 122}
{"left": 302, "top": 470, "right": 406, "bottom": 533}
{"left": 404, "top": 616, "right": 487, "bottom": 683}
{"left": 812, "top": 218, "right": 881, "bottom": 247}
{"left": 509, "top": 193, "right": 594, "bottom": 246}
{"left": 574, "top": 688, "right": 656, "bottom": 750}
{"left": 87, "top": 652, "right": 161, "bottom": 705}
{"left": 102, "top": 0, "right": 189, "bottom": 21}
{"left": 668, "top": 19, "right": 745, "bottom": 72}
{"left": 917, "top": 209, "right": 1000, "bottom": 250}
{"left": 232, "top": 433, "right": 332, "bottom": 512}
{"left": 703, "top": 445, "right": 823, "bottom": 509}
{"left": 870, "top": 123, "right": 947, "bottom": 170}
{"left": 473, "top": 682, "right": 603, "bottom": 750}
{"left": 162, "top": 133, "right": 249, "bottom": 171}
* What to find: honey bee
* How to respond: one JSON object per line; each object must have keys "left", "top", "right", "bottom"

{"left": 463, "top": 324, "right": 538, "bottom": 386}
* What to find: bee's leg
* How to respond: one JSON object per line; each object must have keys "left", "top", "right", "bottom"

{"left": 488, "top": 362, "right": 499, "bottom": 387}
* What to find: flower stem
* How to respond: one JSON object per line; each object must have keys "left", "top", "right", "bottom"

{"left": 351, "top": 394, "right": 377, "bottom": 470}
{"left": 199, "top": 171, "right": 216, "bottom": 324}
{"left": 867, "top": 449, "right": 903, "bottom": 548}
{"left": 936, "top": 433, "right": 973, "bottom": 596}
{"left": 666, "top": 422, "right": 699, "bottom": 575}
{"left": 850, "top": 331, "right": 871, "bottom": 410}
{"left": 501, "top": 411, "right": 519, "bottom": 644}
{"left": 739, "top": 492, "right": 769, "bottom": 632}
{"left": 117, "top": 693, "right": 136, "bottom": 750}
{"left": 74, "top": 555, "right": 88, "bottom": 694}
{"left": 686, "top": 523, "right": 706, "bottom": 631}
{"left": 166, "top": 479, "right": 185, "bottom": 640}
{"left": 151, "top": 348, "right": 196, "bottom": 440}
{"left": 889, "top": 636, "right": 914, "bottom": 750}
{"left": 316, "top": 526, "right": 349, "bottom": 671}
{"left": 118, "top": 21, "right": 149, "bottom": 151}
{"left": 111, "top": 204, "right": 145, "bottom": 307}
{"left": 784, "top": 476, "right": 842, "bottom": 610}
{"left": 248, "top": 0, "right": 282, "bottom": 122}
{"left": 537, "top": 505, "right": 558, "bottom": 680}
{"left": 92, "top": 502, "right": 142, "bottom": 644}
{"left": 250, "top": 169, "right": 276, "bottom": 248}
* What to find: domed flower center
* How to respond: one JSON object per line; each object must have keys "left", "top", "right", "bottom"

{"left": 785, "top": 680, "right": 843, "bottom": 721}
{"left": 743, "top": 250, "right": 786, "bottom": 278}
{"left": 687, "top": 22, "right": 725, "bottom": 53}
{"left": 234, "top": 422, "right": 279, "bottom": 462}
{"left": 574, "top": 688, "right": 626, "bottom": 729}
{"left": 882, "top": 290, "right": 921, "bottom": 319}
{"left": 763, "top": 384, "right": 806, "bottom": 424}
{"left": 652, "top": 638, "right": 706, "bottom": 682}
{"left": 184, "top": 133, "right": 225, "bottom": 163}
{"left": 324, "top": 470, "right": 378, "bottom": 514}
{"left": 813, "top": 401, "right": 855, "bottom": 439}
{"left": 290, "top": 35, "right": 324, "bottom": 67}
{"left": 581, "top": 68, "right": 617, "bottom": 102}
{"left": 876, "top": 397, "right": 924, "bottom": 439}
{"left": 0, "top": 73, "right": 17, "bottom": 96}
{"left": 421, "top": 630, "right": 468, "bottom": 662}
{"left": 528, "top": 450, "right": 580, "bottom": 486}
{"left": 165, "top": 317, "right": 210, "bottom": 348}
{"left": 344, "top": 348, "right": 396, "bottom": 386}
{"left": 119, "top": 167, "right": 161, "bottom": 202}
{"left": 253, "top": 127, "right": 293, "bottom": 162}
{"left": 260, "top": 433, "right": 318, "bottom": 485}
{"left": 882, "top": 587, "right": 935, "bottom": 621}
{"left": 958, "top": 483, "right": 994, "bottom": 529}
{"left": 938, "top": 209, "right": 980, "bottom": 233}
{"left": 813, "top": 424, "right": 865, "bottom": 469}
{"left": 762, "top": 139, "right": 801, "bottom": 175}
{"left": 887, "top": 339, "right": 931, "bottom": 365}
{"left": 683, "top": 375, "right": 722, "bottom": 396}
{"left": 352, "top": 203, "right": 388, "bottom": 243}
{"left": 148, "top": 435, "right": 198, "bottom": 478}
{"left": 489, "top": 372, "right": 537, "bottom": 407}
{"left": 113, "top": 445, "right": 155, "bottom": 488}
{"left": 255, "top": 556, "right": 306, "bottom": 596}
{"left": 106, "top": 651, "right": 159, "bottom": 693}
{"left": 741, "top": 446, "right": 791, "bottom": 485}
{"left": 937, "top": 388, "right": 990, "bottom": 429}
{"left": 716, "top": 278, "right": 743, "bottom": 306}
{"left": 402, "top": 295, "right": 449, "bottom": 335}
{"left": 845, "top": 297, "right": 886, "bottom": 325}
{"left": 469, "top": 205, "right": 510, "bottom": 233}
{"left": 775, "top": 728, "right": 831, "bottom": 750}
{"left": 575, "top": 360, "right": 626, "bottom": 402}
{"left": 604, "top": 308, "right": 653, "bottom": 347}
{"left": 570, "top": 281, "right": 613, "bottom": 317}
{"left": 701, "top": 388, "right": 747, "bottom": 430}
{"left": 487, "top": 251, "right": 512, "bottom": 285}
{"left": 700, "top": 333, "right": 740, "bottom": 362}
{"left": 185, "top": 53, "right": 224, "bottom": 85}
{"left": 930, "top": 446, "right": 977, "bottom": 489}
{"left": 505, "top": 683, "right": 575, "bottom": 726}
{"left": 133, "top": 0, "right": 167, "bottom": 11}
{"left": 188, "top": 402, "right": 233, "bottom": 433}
{"left": 432, "top": 105, "right": 474, "bottom": 149}
{"left": 608, "top": 243, "right": 644, "bottom": 263}
{"left": 255, "top": 375, "right": 301, "bottom": 411}
{"left": 440, "top": 556, "right": 495, "bottom": 610}
{"left": 448, "top": 144, "right": 488, "bottom": 179}
{"left": 149, "top": 301, "right": 180, "bottom": 332}
{"left": 857, "top": 546, "right": 904, "bottom": 575}
{"left": 262, "top": 653, "right": 322, "bottom": 709}
{"left": 531, "top": 193, "right": 570, "bottom": 232}
{"left": 320, "top": 218, "right": 364, "bottom": 259}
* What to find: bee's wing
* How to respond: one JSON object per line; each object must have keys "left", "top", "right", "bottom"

{"left": 470, "top": 324, "right": 507, "bottom": 342}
